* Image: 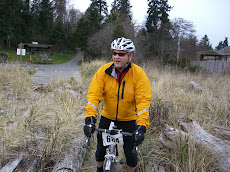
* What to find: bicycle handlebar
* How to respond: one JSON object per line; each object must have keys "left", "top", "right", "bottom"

{"left": 95, "top": 128, "right": 133, "bottom": 136}
{"left": 86, "top": 128, "right": 133, "bottom": 146}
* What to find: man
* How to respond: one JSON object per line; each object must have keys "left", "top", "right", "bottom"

{"left": 84, "top": 37, "right": 152, "bottom": 172}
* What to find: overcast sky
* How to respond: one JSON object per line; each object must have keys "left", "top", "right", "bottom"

{"left": 69, "top": 0, "right": 230, "bottom": 48}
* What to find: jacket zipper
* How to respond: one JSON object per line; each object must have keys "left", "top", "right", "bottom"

{"left": 121, "top": 81, "right": 125, "bottom": 99}
{"left": 116, "top": 72, "right": 122, "bottom": 120}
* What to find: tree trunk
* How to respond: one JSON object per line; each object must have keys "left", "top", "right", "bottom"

{"left": 159, "top": 117, "right": 230, "bottom": 172}
{"left": 177, "top": 36, "right": 181, "bottom": 62}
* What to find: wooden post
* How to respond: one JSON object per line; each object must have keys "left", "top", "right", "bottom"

{"left": 19, "top": 43, "right": 23, "bottom": 63}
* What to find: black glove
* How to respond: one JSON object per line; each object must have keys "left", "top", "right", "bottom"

{"left": 84, "top": 116, "right": 96, "bottom": 137}
{"left": 134, "top": 125, "right": 146, "bottom": 146}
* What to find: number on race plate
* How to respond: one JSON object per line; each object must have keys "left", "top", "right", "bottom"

{"left": 102, "top": 132, "right": 124, "bottom": 146}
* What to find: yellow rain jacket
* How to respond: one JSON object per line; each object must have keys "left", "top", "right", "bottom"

{"left": 85, "top": 62, "right": 152, "bottom": 128}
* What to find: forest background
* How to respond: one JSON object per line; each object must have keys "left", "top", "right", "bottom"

{"left": 0, "top": 0, "right": 229, "bottom": 64}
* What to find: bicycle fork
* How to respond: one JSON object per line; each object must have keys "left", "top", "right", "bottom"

{"left": 104, "top": 144, "right": 117, "bottom": 171}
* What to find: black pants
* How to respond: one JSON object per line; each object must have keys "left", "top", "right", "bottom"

{"left": 95, "top": 116, "right": 137, "bottom": 167}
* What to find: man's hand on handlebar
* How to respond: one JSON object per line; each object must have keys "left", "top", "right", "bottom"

{"left": 134, "top": 125, "right": 146, "bottom": 146}
{"left": 84, "top": 116, "right": 96, "bottom": 137}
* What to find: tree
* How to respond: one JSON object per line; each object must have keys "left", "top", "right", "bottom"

{"left": 51, "top": 21, "right": 67, "bottom": 48}
{"left": 0, "top": 0, "right": 29, "bottom": 48}
{"left": 31, "top": 0, "right": 42, "bottom": 34}
{"left": 198, "top": 35, "right": 212, "bottom": 51}
{"left": 110, "top": 0, "right": 132, "bottom": 21}
{"left": 215, "top": 37, "right": 228, "bottom": 50}
{"left": 180, "top": 35, "right": 198, "bottom": 60}
{"left": 90, "top": 0, "right": 108, "bottom": 17}
{"left": 144, "top": 0, "right": 172, "bottom": 60}
{"left": 171, "top": 18, "right": 196, "bottom": 61}
{"left": 223, "top": 37, "right": 229, "bottom": 47}
{"left": 30, "top": 0, "right": 54, "bottom": 42}
{"left": 53, "top": 0, "right": 67, "bottom": 22}
{"left": 72, "top": 4, "right": 102, "bottom": 52}
{"left": 38, "top": 0, "right": 54, "bottom": 41}
{"left": 86, "top": 18, "right": 135, "bottom": 60}
{"left": 72, "top": 17, "right": 91, "bottom": 49}
{"left": 66, "top": 7, "right": 83, "bottom": 32}
{"left": 146, "top": 0, "right": 171, "bottom": 32}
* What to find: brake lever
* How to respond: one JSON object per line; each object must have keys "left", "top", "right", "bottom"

{"left": 86, "top": 137, "right": 91, "bottom": 146}
{"left": 86, "top": 124, "right": 93, "bottom": 146}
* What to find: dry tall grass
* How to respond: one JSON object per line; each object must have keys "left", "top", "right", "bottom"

{"left": 0, "top": 64, "right": 86, "bottom": 171}
{"left": 0, "top": 60, "right": 229, "bottom": 171}
{"left": 139, "top": 64, "right": 230, "bottom": 172}
{"left": 80, "top": 60, "right": 230, "bottom": 171}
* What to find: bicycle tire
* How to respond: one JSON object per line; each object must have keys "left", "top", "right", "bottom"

{"left": 111, "top": 161, "right": 116, "bottom": 172}
{"left": 103, "top": 158, "right": 112, "bottom": 172}
{"left": 103, "top": 160, "right": 116, "bottom": 172}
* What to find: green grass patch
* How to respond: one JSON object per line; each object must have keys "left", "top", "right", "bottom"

{"left": 49, "top": 53, "right": 76, "bottom": 64}
{"left": 0, "top": 50, "right": 76, "bottom": 64}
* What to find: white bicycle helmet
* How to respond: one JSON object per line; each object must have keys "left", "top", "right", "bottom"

{"left": 111, "top": 37, "right": 135, "bottom": 53}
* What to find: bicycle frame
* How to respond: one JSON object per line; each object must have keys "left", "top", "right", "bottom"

{"left": 104, "top": 144, "right": 117, "bottom": 171}
{"left": 95, "top": 127, "right": 133, "bottom": 172}
{"left": 86, "top": 123, "right": 133, "bottom": 172}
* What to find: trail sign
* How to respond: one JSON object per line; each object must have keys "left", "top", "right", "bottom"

{"left": 17, "top": 43, "right": 26, "bottom": 63}
{"left": 17, "top": 48, "right": 26, "bottom": 56}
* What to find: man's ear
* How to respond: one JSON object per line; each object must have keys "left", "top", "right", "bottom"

{"left": 129, "top": 53, "right": 133, "bottom": 61}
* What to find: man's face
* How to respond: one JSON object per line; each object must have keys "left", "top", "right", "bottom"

{"left": 112, "top": 50, "right": 133, "bottom": 70}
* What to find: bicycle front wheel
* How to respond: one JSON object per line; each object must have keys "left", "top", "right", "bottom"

{"left": 104, "top": 159, "right": 116, "bottom": 172}
{"left": 111, "top": 161, "right": 116, "bottom": 172}
{"left": 104, "top": 158, "right": 112, "bottom": 172}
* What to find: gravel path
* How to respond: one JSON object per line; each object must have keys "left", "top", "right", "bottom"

{"left": 27, "top": 49, "right": 83, "bottom": 84}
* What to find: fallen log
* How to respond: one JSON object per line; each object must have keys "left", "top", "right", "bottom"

{"left": 159, "top": 117, "right": 230, "bottom": 172}
{"left": 52, "top": 136, "right": 87, "bottom": 172}
{"left": 0, "top": 155, "right": 23, "bottom": 172}
{"left": 213, "top": 126, "right": 230, "bottom": 141}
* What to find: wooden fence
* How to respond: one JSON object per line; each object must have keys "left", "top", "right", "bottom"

{"left": 191, "top": 61, "right": 230, "bottom": 74}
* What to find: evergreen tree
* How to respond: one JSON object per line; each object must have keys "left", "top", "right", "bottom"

{"left": 90, "top": 0, "right": 108, "bottom": 17}
{"left": 146, "top": 0, "right": 171, "bottom": 32}
{"left": 72, "top": 18, "right": 89, "bottom": 49}
{"left": 113, "top": 22, "right": 125, "bottom": 39}
{"left": 215, "top": 37, "right": 228, "bottom": 50}
{"left": 53, "top": 0, "right": 67, "bottom": 22}
{"left": 38, "top": 0, "right": 54, "bottom": 41}
{"left": 0, "top": 0, "right": 29, "bottom": 48}
{"left": 110, "top": 0, "right": 132, "bottom": 20}
{"left": 31, "top": 0, "right": 41, "bottom": 33}
{"left": 223, "top": 37, "right": 229, "bottom": 47}
{"left": 198, "top": 35, "right": 212, "bottom": 51}
{"left": 215, "top": 41, "right": 223, "bottom": 51}
{"left": 51, "top": 21, "right": 66, "bottom": 47}
{"left": 144, "top": 0, "right": 172, "bottom": 59}
{"left": 72, "top": 5, "right": 102, "bottom": 52}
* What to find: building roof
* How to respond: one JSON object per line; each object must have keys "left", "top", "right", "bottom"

{"left": 217, "top": 46, "right": 230, "bottom": 55}
{"left": 196, "top": 51, "right": 219, "bottom": 56}
{"left": 196, "top": 46, "right": 230, "bottom": 56}
{"left": 23, "top": 43, "right": 53, "bottom": 48}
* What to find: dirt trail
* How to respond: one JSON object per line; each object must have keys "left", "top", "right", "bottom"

{"left": 27, "top": 48, "right": 83, "bottom": 84}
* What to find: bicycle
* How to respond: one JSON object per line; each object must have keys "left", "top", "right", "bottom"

{"left": 87, "top": 122, "right": 134, "bottom": 172}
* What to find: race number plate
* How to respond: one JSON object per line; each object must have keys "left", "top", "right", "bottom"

{"left": 102, "top": 132, "right": 124, "bottom": 146}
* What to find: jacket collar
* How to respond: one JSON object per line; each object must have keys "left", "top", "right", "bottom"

{"left": 105, "top": 63, "right": 132, "bottom": 79}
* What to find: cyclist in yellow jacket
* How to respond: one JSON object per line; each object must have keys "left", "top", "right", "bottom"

{"left": 84, "top": 37, "right": 152, "bottom": 172}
